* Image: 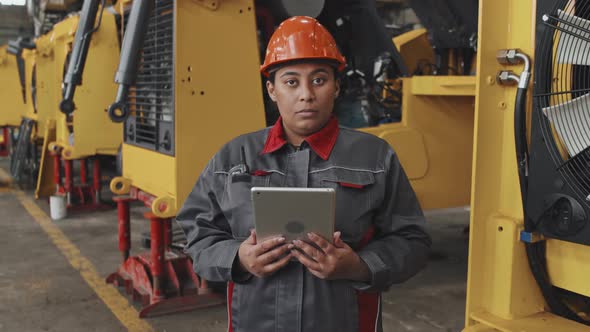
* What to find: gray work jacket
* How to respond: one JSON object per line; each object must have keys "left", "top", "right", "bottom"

{"left": 177, "top": 117, "right": 431, "bottom": 332}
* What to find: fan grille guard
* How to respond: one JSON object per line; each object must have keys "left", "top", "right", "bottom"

{"left": 535, "top": 0, "right": 590, "bottom": 208}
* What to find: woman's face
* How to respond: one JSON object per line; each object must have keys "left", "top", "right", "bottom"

{"left": 266, "top": 62, "right": 339, "bottom": 144}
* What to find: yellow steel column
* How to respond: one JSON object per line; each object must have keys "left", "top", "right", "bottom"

{"left": 0, "top": 45, "right": 26, "bottom": 127}
{"left": 465, "top": 0, "right": 590, "bottom": 331}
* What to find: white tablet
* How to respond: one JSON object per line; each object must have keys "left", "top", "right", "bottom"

{"left": 251, "top": 187, "right": 335, "bottom": 243}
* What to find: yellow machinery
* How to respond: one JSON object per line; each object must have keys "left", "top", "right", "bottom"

{"left": 8, "top": 31, "right": 62, "bottom": 189}
{"left": 50, "top": 12, "right": 121, "bottom": 160}
{"left": 8, "top": 19, "right": 77, "bottom": 189}
{"left": 0, "top": 45, "right": 26, "bottom": 128}
{"left": 103, "top": 0, "right": 477, "bottom": 316}
{"left": 465, "top": 0, "right": 590, "bottom": 330}
{"left": 0, "top": 45, "right": 26, "bottom": 157}
{"left": 42, "top": 3, "right": 121, "bottom": 206}
{"left": 361, "top": 29, "right": 475, "bottom": 209}
{"left": 21, "top": 49, "right": 37, "bottom": 123}
{"left": 360, "top": 76, "right": 475, "bottom": 209}
{"left": 8, "top": 43, "right": 43, "bottom": 186}
{"left": 109, "top": 0, "right": 265, "bottom": 217}
{"left": 33, "top": 25, "right": 74, "bottom": 144}
{"left": 106, "top": 0, "right": 264, "bottom": 316}
{"left": 108, "top": 2, "right": 475, "bottom": 215}
{"left": 11, "top": 5, "right": 122, "bottom": 204}
{"left": 32, "top": 29, "right": 64, "bottom": 195}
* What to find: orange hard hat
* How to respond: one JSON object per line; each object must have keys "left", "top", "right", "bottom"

{"left": 260, "top": 16, "right": 346, "bottom": 77}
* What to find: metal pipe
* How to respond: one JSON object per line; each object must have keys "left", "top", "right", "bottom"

{"left": 515, "top": 52, "right": 531, "bottom": 89}
{"left": 148, "top": 213, "right": 165, "bottom": 301}
{"left": 515, "top": 52, "right": 531, "bottom": 74}
{"left": 64, "top": 159, "right": 73, "bottom": 206}
{"left": 164, "top": 219, "right": 172, "bottom": 249}
{"left": 93, "top": 158, "right": 101, "bottom": 204}
{"left": 108, "top": 0, "right": 155, "bottom": 123}
{"left": 26, "top": 0, "right": 35, "bottom": 18}
{"left": 496, "top": 70, "right": 520, "bottom": 85}
{"left": 7, "top": 38, "right": 35, "bottom": 104}
{"left": 60, "top": 0, "right": 106, "bottom": 115}
{"left": 116, "top": 198, "right": 131, "bottom": 262}
{"left": 53, "top": 153, "right": 62, "bottom": 193}
{"left": 496, "top": 49, "right": 531, "bottom": 89}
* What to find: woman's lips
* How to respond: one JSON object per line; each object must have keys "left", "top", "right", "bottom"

{"left": 296, "top": 109, "right": 318, "bottom": 117}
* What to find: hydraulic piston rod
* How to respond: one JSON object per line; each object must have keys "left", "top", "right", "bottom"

{"left": 108, "top": 0, "right": 155, "bottom": 123}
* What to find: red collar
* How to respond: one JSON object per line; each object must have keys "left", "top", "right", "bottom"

{"left": 261, "top": 115, "right": 340, "bottom": 160}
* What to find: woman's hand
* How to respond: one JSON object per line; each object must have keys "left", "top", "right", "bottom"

{"left": 238, "top": 230, "right": 292, "bottom": 278}
{"left": 291, "top": 232, "right": 370, "bottom": 282}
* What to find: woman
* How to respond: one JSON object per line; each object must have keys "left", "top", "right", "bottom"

{"left": 177, "top": 16, "right": 431, "bottom": 332}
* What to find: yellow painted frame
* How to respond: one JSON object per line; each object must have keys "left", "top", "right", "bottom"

{"left": 0, "top": 45, "right": 26, "bottom": 127}
{"left": 114, "top": 0, "right": 265, "bottom": 217}
{"left": 360, "top": 75, "right": 475, "bottom": 209}
{"left": 21, "top": 49, "right": 37, "bottom": 123}
{"left": 34, "top": 32, "right": 61, "bottom": 141}
{"left": 114, "top": 2, "right": 476, "bottom": 215}
{"left": 393, "top": 28, "right": 435, "bottom": 76}
{"left": 47, "top": 11, "right": 122, "bottom": 160}
{"left": 359, "top": 28, "right": 476, "bottom": 210}
{"left": 464, "top": 1, "right": 589, "bottom": 331}
{"left": 34, "top": 12, "right": 122, "bottom": 198}
{"left": 32, "top": 25, "right": 67, "bottom": 198}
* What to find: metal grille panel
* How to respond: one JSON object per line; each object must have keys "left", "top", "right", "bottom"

{"left": 535, "top": 0, "right": 590, "bottom": 208}
{"left": 125, "top": 0, "right": 175, "bottom": 155}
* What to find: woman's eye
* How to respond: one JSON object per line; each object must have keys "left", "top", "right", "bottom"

{"left": 312, "top": 77, "right": 325, "bottom": 85}
{"left": 285, "top": 79, "right": 297, "bottom": 86}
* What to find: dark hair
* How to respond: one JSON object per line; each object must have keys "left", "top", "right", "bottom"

{"left": 267, "top": 59, "right": 341, "bottom": 84}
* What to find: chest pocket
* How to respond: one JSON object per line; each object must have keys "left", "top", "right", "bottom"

{"left": 225, "top": 173, "right": 270, "bottom": 237}
{"left": 311, "top": 168, "right": 377, "bottom": 240}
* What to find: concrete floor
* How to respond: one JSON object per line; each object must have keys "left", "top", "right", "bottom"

{"left": 0, "top": 159, "right": 469, "bottom": 332}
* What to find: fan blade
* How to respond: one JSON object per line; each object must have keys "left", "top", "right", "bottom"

{"left": 556, "top": 10, "right": 590, "bottom": 66}
{"left": 542, "top": 92, "right": 590, "bottom": 156}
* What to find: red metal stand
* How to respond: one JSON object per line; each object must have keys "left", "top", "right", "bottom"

{"left": 79, "top": 159, "right": 88, "bottom": 204}
{"left": 106, "top": 191, "right": 225, "bottom": 318}
{"left": 92, "top": 158, "right": 101, "bottom": 204}
{"left": 51, "top": 154, "right": 111, "bottom": 212}
{"left": 53, "top": 153, "right": 63, "bottom": 194}
{"left": 64, "top": 159, "right": 73, "bottom": 205}
{"left": 115, "top": 196, "right": 131, "bottom": 262}
{"left": 0, "top": 128, "right": 10, "bottom": 157}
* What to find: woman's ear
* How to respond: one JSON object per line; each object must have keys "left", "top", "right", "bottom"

{"left": 334, "top": 79, "right": 340, "bottom": 99}
{"left": 266, "top": 80, "right": 277, "bottom": 102}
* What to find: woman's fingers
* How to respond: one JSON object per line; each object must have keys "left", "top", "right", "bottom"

{"left": 253, "top": 236, "right": 286, "bottom": 256}
{"left": 262, "top": 251, "right": 293, "bottom": 275}
{"left": 291, "top": 245, "right": 322, "bottom": 271}
{"left": 257, "top": 243, "right": 291, "bottom": 265}
{"left": 307, "top": 233, "right": 335, "bottom": 254}
{"left": 293, "top": 239, "right": 324, "bottom": 262}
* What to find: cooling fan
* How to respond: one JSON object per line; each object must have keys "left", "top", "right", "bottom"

{"left": 529, "top": 0, "right": 590, "bottom": 245}
{"left": 520, "top": 0, "right": 590, "bottom": 325}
